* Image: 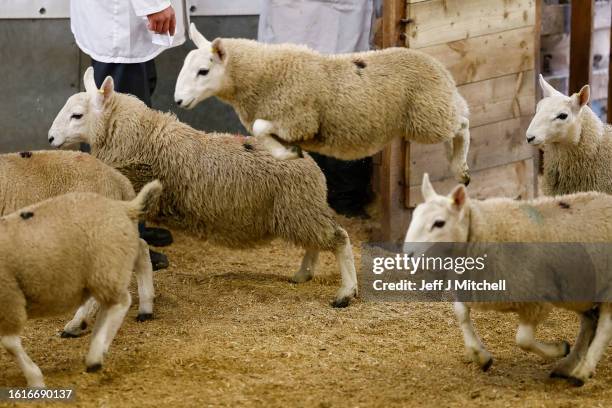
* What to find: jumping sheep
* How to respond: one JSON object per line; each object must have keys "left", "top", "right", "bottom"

{"left": 404, "top": 173, "right": 612, "bottom": 386}
{"left": 174, "top": 23, "right": 471, "bottom": 185}
{"left": 48, "top": 67, "right": 358, "bottom": 308}
{"left": 0, "top": 180, "right": 161, "bottom": 387}
{"left": 0, "top": 149, "right": 156, "bottom": 337}
{"left": 527, "top": 75, "right": 612, "bottom": 195}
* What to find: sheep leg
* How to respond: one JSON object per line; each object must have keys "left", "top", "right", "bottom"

{"left": 331, "top": 232, "right": 358, "bottom": 308}
{"left": 453, "top": 302, "right": 493, "bottom": 371}
{"left": 85, "top": 292, "right": 131, "bottom": 372}
{"left": 291, "top": 250, "right": 319, "bottom": 284}
{"left": 1, "top": 335, "right": 45, "bottom": 388}
{"left": 568, "top": 305, "right": 612, "bottom": 386}
{"left": 551, "top": 310, "right": 598, "bottom": 379}
{"left": 253, "top": 119, "right": 302, "bottom": 160}
{"left": 515, "top": 321, "right": 570, "bottom": 359}
{"left": 135, "top": 239, "right": 155, "bottom": 322}
{"left": 61, "top": 297, "right": 100, "bottom": 338}
{"left": 450, "top": 117, "right": 471, "bottom": 185}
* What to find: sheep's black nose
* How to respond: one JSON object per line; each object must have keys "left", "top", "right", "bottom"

{"left": 175, "top": 99, "right": 183, "bottom": 106}
{"left": 527, "top": 136, "right": 535, "bottom": 143}
{"left": 48, "top": 136, "right": 55, "bottom": 144}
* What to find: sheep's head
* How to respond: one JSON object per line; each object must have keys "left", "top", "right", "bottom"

{"left": 48, "top": 67, "right": 114, "bottom": 148}
{"left": 526, "top": 74, "right": 590, "bottom": 147}
{"left": 404, "top": 174, "right": 470, "bottom": 251}
{"left": 174, "top": 23, "right": 227, "bottom": 109}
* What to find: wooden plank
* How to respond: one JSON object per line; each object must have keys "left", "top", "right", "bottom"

{"left": 459, "top": 70, "right": 536, "bottom": 128}
{"left": 542, "top": 4, "right": 568, "bottom": 36}
{"left": 419, "top": 26, "right": 534, "bottom": 85}
{"left": 406, "top": 159, "right": 535, "bottom": 207}
{"left": 404, "top": 0, "right": 535, "bottom": 49}
{"left": 569, "top": 0, "right": 594, "bottom": 94}
{"left": 376, "top": 0, "right": 410, "bottom": 242}
{"left": 407, "top": 116, "right": 535, "bottom": 186}
{"left": 595, "top": 1, "right": 612, "bottom": 30}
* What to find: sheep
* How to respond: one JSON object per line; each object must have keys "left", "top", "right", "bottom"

{"left": 173, "top": 23, "right": 471, "bottom": 185}
{"left": 48, "top": 67, "right": 358, "bottom": 308}
{"left": 0, "top": 180, "right": 161, "bottom": 387}
{"left": 403, "top": 173, "right": 612, "bottom": 386}
{"left": 526, "top": 75, "right": 612, "bottom": 196}
{"left": 0, "top": 150, "right": 156, "bottom": 337}
{"left": 0, "top": 150, "right": 135, "bottom": 215}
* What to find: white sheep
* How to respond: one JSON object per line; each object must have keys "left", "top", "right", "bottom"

{"left": 0, "top": 181, "right": 161, "bottom": 387}
{"left": 527, "top": 75, "right": 612, "bottom": 195}
{"left": 404, "top": 173, "right": 612, "bottom": 386}
{"left": 48, "top": 67, "right": 358, "bottom": 308}
{"left": 174, "top": 23, "right": 471, "bottom": 184}
{"left": 0, "top": 150, "right": 156, "bottom": 337}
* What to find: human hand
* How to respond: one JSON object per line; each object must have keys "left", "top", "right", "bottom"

{"left": 147, "top": 6, "right": 176, "bottom": 35}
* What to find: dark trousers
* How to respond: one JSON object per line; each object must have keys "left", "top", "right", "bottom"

{"left": 89, "top": 59, "right": 158, "bottom": 234}
{"left": 312, "top": 154, "right": 373, "bottom": 217}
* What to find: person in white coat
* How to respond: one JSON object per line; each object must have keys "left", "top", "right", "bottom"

{"left": 70, "top": 0, "right": 189, "bottom": 268}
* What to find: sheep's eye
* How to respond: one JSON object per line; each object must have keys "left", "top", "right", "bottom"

{"left": 555, "top": 113, "right": 568, "bottom": 120}
{"left": 432, "top": 220, "right": 446, "bottom": 230}
{"left": 197, "top": 69, "right": 209, "bottom": 76}
{"left": 71, "top": 113, "right": 83, "bottom": 120}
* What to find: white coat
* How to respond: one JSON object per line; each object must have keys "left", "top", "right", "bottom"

{"left": 70, "top": 0, "right": 188, "bottom": 63}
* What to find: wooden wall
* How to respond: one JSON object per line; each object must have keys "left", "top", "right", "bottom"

{"left": 403, "top": 0, "right": 538, "bottom": 207}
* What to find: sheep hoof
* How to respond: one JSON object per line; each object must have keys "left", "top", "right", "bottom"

{"left": 60, "top": 331, "right": 81, "bottom": 339}
{"left": 291, "top": 145, "right": 304, "bottom": 158}
{"left": 290, "top": 274, "right": 313, "bottom": 284}
{"left": 86, "top": 363, "right": 103, "bottom": 373}
{"left": 566, "top": 376, "right": 585, "bottom": 387}
{"left": 331, "top": 297, "right": 351, "bottom": 308}
{"left": 136, "top": 313, "right": 154, "bottom": 322}
{"left": 481, "top": 357, "right": 493, "bottom": 372}
{"left": 550, "top": 370, "right": 570, "bottom": 379}
{"left": 562, "top": 341, "right": 571, "bottom": 357}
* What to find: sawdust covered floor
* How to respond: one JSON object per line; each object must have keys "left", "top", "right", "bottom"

{"left": 1, "top": 216, "right": 611, "bottom": 408}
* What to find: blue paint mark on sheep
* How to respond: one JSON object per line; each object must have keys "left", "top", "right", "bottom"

{"left": 558, "top": 201, "right": 571, "bottom": 209}
{"left": 19, "top": 151, "right": 32, "bottom": 158}
{"left": 519, "top": 205, "right": 544, "bottom": 224}
{"left": 20, "top": 211, "right": 34, "bottom": 220}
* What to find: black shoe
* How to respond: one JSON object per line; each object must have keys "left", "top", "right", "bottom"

{"left": 150, "top": 250, "right": 169, "bottom": 271}
{"left": 141, "top": 227, "right": 173, "bottom": 247}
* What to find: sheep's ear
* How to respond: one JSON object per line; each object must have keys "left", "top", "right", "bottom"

{"left": 421, "top": 173, "right": 436, "bottom": 201}
{"left": 572, "top": 84, "right": 590, "bottom": 108}
{"left": 190, "top": 23, "right": 211, "bottom": 49}
{"left": 94, "top": 76, "right": 115, "bottom": 107}
{"left": 211, "top": 38, "right": 226, "bottom": 63}
{"left": 449, "top": 185, "right": 467, "bottom": 211}
{"left": 83, "top": 67, "right": 98, "bottom": 94}
{"left": 539, "top": 74, "right": 561, "bottom": 98}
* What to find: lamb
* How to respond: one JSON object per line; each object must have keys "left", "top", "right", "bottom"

{"left": 48, "top": 67, "right": 358, "bottom": 308}
{"left": 0, "top": 150, "right": 155, "bottom": 337}
{"left": 173, "top": 23, "right": 471, "bottom": 185}
{"left": 404, "top": 173, "right": 612, "bottom": 386}
{"left": 526, "top": 75, "right": 612, "bottom": 195}
{"left": 0, "top": 180, "right": 161, "bottom": 387}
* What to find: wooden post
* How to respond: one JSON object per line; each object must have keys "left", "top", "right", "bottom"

{"left": 376, "top": 0, "right": 410, "bottom": 242}
{"left": 569, "top": 0, "right": 594, "bottom": 94}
